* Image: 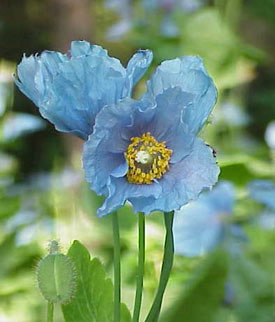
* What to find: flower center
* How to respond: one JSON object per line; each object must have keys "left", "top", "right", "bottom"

{"left": 125, "top": 132, "right": 173, "bottom": 184}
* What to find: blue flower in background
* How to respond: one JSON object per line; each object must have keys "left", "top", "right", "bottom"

{"left": 105, "top": 0, "right": 204, "bottom": 40}
{"left": 143, "top": 0, "right": 203, "bottom": 13}
{"left": 83, "top": 56, "right": 219, "bottom": 217}
{"left": 173, "top": 181, "right": 246, "bottom": 257}
{"left": 15, "top": 41, "right": 153, "bottom": 140}
{"left": 2, "top": 113, "right": 46, "bottom": 141}
{"left": 265, "top": 121, "right": 275, "bottom": 150}
{"left": 105, "top": 0, "right": 133, "bottom": 40}
{"left": 142, "top": 0, "right": 204, "bottom": 37}
{"left": 248, "top": 180, "right": 275, "bottom": 230}
{"left": 248, "top": 180, "right": 275, "bottom": 211}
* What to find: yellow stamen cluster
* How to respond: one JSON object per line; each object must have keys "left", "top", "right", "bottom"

{"left": 125, "top": 132, "right": 173, "bottom": 184}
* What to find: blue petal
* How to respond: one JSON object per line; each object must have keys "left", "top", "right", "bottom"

{"left": 173, "top": 181, "right": 236, "bottom": 257}
{"left": 125, "top": 49, "right": 153, "bottom": 96}
{"left": 198, "top": 181, "right": 235, "bottom": 214}
{"left": 15, "top": 41, "right": 152, "bottom": 140}
{"left": 144, "top": 56, "right": 217, "bottom": 135}
{"left": 257, "top": 211, "right": 275, "bottom": 230}
{"left": 129, "top": 138, "right": 219, "bottom": 214}
{"left": 97, "top": 177, "right": 162, "bottom": 217}
{"left": 83, "top": 97, "right": 154, "bottom": 196}
{"left": 173, "top": 201, "right": 224, "bottom": 257}
{"left": 146, "top": 87, "right": 195, "bottom": 162}
{"left": 248, "top": 180, "right": 275, "bottom": 210}
{"left": 83, "top": 131, "right": 128, "bottom": 196}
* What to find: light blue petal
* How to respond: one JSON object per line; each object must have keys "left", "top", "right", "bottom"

{"left": 15, "top": 41, "right": 151, "bottom": 140}
{"left": 144, "top": 56, "right": 217, "bottom": 135}
{"left": 125, "top": 49, "right": 153, "bottom": 96}
{"left": 198, "top": 181, "right": 235, "bottom": 214}
{"left": 173, "top": 201, "right": 224, "bottom": 257}
{"left": 97, "top": 177, "right": 162, "bottom": 217}
{"left": 15, "top": 55, "right": 41, "bottom": 106}
{"left": 145, "top": 87, "right": 195, "bottom": 162}
{"left": 83, "top": 131, "right": 127, "bottom": 196}
{"left": 248, "top": 180, "right": 275, "bottom": 210}
{"left": 83, "top": 97, "right": 155, "bottom": 196}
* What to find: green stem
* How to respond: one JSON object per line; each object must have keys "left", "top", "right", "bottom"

{"left": 133, "top": 213, "right": 145, "bottom": 322}
{"left": 112, "top": 212, "right": 121, "bottom": 322}
{"left": 47, "top": 302, "right": 54, "bottom": 322}
{"left": 145, "top": 212, "right": 174, "bottom": 322}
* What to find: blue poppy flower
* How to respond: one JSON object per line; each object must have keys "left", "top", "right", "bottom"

{"left": 248, "top": 180, "right": 275, "bottom": 211}
{"left": 248, "top": 180, "right": 275, "bottom": 230}
{"left": 83, "top": 56, "right": 219, "bottom": 217}
{"left": 15, "top": 41, "right": 153, "bottom": 140}
{"left": 265, "top": 121, "right": 275, "bottom": 150}
{"left": 173, "top": 181, "right": 246, "bottom": 257}
{"left": 142, "top": 0, "right": 204, "bottom": 38}
{"left": 105, "top": 0, "right": 133, "bottom": 40}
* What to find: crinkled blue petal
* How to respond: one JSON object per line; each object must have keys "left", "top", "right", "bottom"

{"left": 125, "top": 49, "right": 153, "bottom": 96}
{"left": 97, "top": 177, "right": 163, "bottom": 217}
{"left": 144, "top": 56, "right": 217, "bottom": 135}
{"left": 15, "top": 41, "right": 152, "bottom": 140}
{"left": 248, "top": 180, "right": 275, "bottom": 210}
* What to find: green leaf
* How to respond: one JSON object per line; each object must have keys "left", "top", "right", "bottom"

{"left": 160, "top": 249, "right": 228, "bottom": 322}
{"left": 180, "top": 9, "right": 256, "bottom": 89}
{"left": 62, "top": 240, "right": 131, "bottom": 322}
{"left": 230, "top": 256, "right": 275, "bottom": 322}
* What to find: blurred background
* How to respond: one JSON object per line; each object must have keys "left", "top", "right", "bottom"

{"left": 0, "top": 0, "right": 274, "bottom": 321}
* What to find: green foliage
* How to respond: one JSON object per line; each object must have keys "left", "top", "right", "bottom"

{"left": 180, "top": 8, "right": 257, "bottom": 89}
{"left": 62, "top": 240, "right": 131, "bottom": 322}
{"left": 229, "top": 255, "right": 275, "bottom": 322}
{"left": 160, "top": 249, "right": 228, "bottom": 322}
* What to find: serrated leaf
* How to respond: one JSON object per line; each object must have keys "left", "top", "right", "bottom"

{"left": 62, "top": 240, "right": 131, "bottom": 322}
{"left": 161, "top": 249, "right": 228, "bottom": 322}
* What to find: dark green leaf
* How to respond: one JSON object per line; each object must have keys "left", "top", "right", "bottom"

{"left": 161, "top": 249, "right": 228, "bottom": 322}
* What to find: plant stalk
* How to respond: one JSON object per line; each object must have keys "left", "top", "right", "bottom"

{"left": 133, "top": 212, "right": 145, "bottom": 322}
{"left": 145, "top": 211, "right": 175, "bottom": 322}
{"left": 112, "top": 212, "right": 121, "bottom": 322}
{"left": 47, "top": 302, "right": 54, "bottom": 322}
